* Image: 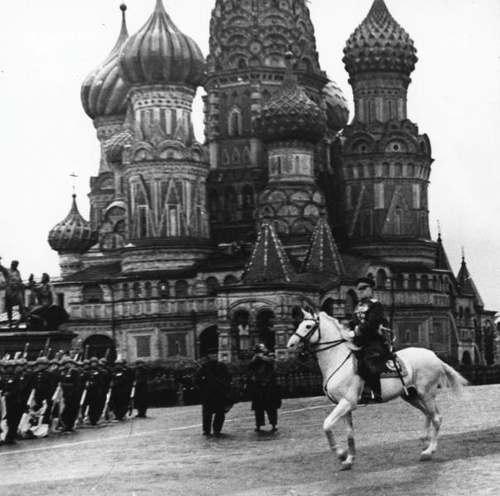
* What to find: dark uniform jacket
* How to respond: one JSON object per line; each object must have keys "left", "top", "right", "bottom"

{"left": 194, "top": 360, "right": 230, "bottom": 410}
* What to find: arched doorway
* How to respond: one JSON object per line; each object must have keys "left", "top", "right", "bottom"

{"left": 199, "top": 325, "right": 218, "bottom": 357}
{"left": 256, "top": 309, "right": 276, "bottom": 352}
{"left": 82, "top": 334, "right": 116, "bottom": 362}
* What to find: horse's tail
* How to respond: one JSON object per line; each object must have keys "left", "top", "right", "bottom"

{"left": 440, "top": 361, "right": 469, "bottom": 395}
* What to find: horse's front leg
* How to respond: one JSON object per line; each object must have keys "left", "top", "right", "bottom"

{"left": 323, "top": 398, "right": 355, "bottom": 470}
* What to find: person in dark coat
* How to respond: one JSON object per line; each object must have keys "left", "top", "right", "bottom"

{"left": 133, "top": 360, "right": 149, "bottom": 418}
{"left": 194, "top": 348, "right": 231, "bottom": 436}
{"left": 60, "top": 357, "right": 81, "bottom": 432}
{"left": 85, "top": 357, "right": 107, "bottom": 425}
{"left": 350, "top": 277, "right": 392, "bottom": 403}
{"left": 33, "top": 357, "right": 56, "bottom": 425}
{"left": 1, "top": 360, "right": 23, "bottom": 444}
{"left": 110, "top": 358, "right": 134, "bottom": 421}
{"left": 247, "top": 343, "right": 281, "bottom": 433}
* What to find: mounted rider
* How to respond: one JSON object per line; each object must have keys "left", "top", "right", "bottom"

{"left": 350, "top": 277, "right": 392, "bottom": 403}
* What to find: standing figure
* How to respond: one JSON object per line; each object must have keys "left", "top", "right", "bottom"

{"left": 194, "top": 348, "right": 231, "bottom": 437}
{"left": 1, "top": 360, "right": 23, "bottom": 444}
{"left": 0, "top": 260, "right": 26, "bottom": 326}
{"left": 110, "top": 358, "right": 134, "bottom": 421}
{"left": 85, "top": 357, "right": 107, "bottom": 425}
{"left": 60, "top": 357, "right": 81, "bottom": 432}
{"left": 133, "top": 359, "right": 149, "bottom": 418}
{"left": 350, "top": 277, "right": 391, "bottom": 403}
{"left": 247, "top": 343, "right": 281, "bottom": 433}
{"left": 33, "top": 357, "right": 57, "bottom": 427}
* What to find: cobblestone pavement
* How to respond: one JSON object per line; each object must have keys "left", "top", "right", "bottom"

{"left": 0, "top": 384, "right": 499, "bottom": 496}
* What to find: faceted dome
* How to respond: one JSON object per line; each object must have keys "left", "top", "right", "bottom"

{"left": 119, "top": 0, "right": 205, "bottom": 87}
{"left": 254, "top": 53, "right": 326, "bottom": 143}
{"left": 322, "top": 79, "right": 349, "bottom": 132}
{"left": 48, "top": 195, "right": 97, "bottom": 254}
{"left": 343, "top": 0, "right": 418, "bottom": 78}
{"left": 81, "top": 4, "right": 130, "bottom": 119}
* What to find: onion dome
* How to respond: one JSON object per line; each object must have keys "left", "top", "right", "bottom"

{"left": 254, "top": 52, "right": 326, "bottom": 143}
{"left": 322, "top": 80, "right": 349, "bottom": 132}
{"left": 103, "top": 127, "right": 133, "bottom": 164}
{"left": 48, "top": 195, "right": 97, "bottom": 254}
{"left": 343, "top": 0, "right": 418, "bottom": 78}
{"left": 119, "top": 0, "right": 205, "bottom": 87}
{"left": 81, "top": 4, "right": 130, "bottom": 119}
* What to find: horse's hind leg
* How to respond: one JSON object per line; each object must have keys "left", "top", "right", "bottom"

{"left": 403, "top": 392, "right": 442, "bottom": 460}
{"left": 323, "top": 399, "right": 355, "bottom": 470}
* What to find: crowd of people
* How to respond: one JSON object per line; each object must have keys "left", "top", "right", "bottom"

{"left": 0, "top": 355, "right": 149, "bottom": 446}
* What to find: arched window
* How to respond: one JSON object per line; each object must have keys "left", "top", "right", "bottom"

{"left": 376, "top": 269, "right": 387, "bottom": 289}
{"left": 242, "top": 185, "right": 254, "bottom": 220}
{"left": 224, "top": 275, "right": 238, "bottom": 286}
{"left": 345, "top": 290, "right": 357, "bottom": 317}
{"left": 421, "top": 275, "right": 429, "bottom": 290}
{"left": 206, "top": 277, "right": 219, "bottom": 296}
{"left": 158, "top": 280, "right": 169, "bottom": 299}
{"left": 144, "top": 282, "right": 152, "bottom": 299}
{"left": 133, "top": 282, "right": 141, "bottom": 299}
{"left": 175, "top": 280, "right": 188, "bottom": 298}
{"left": 408, "top": 274, "right": 417, "bottom": 290}
{"left": 82, "top": 284, "right": 103, "bottom": 304}
{"left": 395, "top": 274, "right": 405, "bottom": 290}
{"left": 122, "top": 283, "right": 130, "bottom": 300}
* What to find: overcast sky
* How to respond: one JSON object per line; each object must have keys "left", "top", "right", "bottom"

{"left": 0, "top": 0, "right": 499, "bottom": 311}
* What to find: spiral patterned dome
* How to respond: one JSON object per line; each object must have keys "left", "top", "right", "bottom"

{"left": 119, "top": 0, "right": 205, "bottom": 87}
{"left": 254, "top": 53, "right": 326, "bottom": 143}
{"left": 343, "top": 0, "right": 418, "bottom": 78}
{"left": 48, "top": 195, "right": 97, "bottom": 254}
{"left": 81, "top": 4, "right": 130, "bottom": 119}
{"left": 322, "top": 79, "right": 349, "bottom": 132}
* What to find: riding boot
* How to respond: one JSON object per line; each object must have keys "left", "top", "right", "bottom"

{"left": 369, "top": 376, "right": 383, "bottom": 403}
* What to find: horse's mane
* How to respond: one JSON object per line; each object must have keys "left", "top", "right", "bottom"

{"left": 318, "top": 312, "right": 361, "bottom": 351}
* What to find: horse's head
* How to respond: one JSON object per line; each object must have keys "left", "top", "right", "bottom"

{"left": 287, "top": 309, "right": 320, "bottom": 354}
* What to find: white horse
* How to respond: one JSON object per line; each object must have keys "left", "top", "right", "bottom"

{"left": 287, "top": 309, "right": 469, "bottom": 470}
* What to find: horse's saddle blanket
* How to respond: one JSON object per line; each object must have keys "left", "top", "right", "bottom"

{"left": 381, "top": 356, "right": 408, "bottom": 379}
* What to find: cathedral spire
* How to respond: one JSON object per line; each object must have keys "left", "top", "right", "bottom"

{"left": 242, "top": 220, "right": 295, "bottom": 283}
{"left": 301, "top": 216, "right": 344, "bottom": 276}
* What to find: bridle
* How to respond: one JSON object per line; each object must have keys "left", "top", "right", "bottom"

{"left": 291, "top": 316, "right": 346, "bottom": 355}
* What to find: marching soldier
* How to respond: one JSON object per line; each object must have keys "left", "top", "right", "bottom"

{"left": 33, "top": 356, "right": 56, "bottom": 425}
{"left": 350, "top": 277, "right": 391, "bottom": 403}
{"left": 60, "top": 357, "right": 81, "bottom": 432}
{"left": 133, "top": 359, "right": 149, "bottom": 418}
{"left": 1, "top": 360, "right": 23, "bottom": 444}
{"left": 110, "top": 358, "right": 134, "bottom": 421}
{"left": 85, "top": 357, "right": 107, "bottom": 426}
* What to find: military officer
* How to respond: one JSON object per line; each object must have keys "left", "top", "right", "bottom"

{"left": 350, "top": 277, "right": 391, "bottom": 403}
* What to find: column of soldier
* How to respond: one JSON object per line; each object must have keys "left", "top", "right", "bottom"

{"left": 0, "top": 352, "right": 149, "bottom": 446}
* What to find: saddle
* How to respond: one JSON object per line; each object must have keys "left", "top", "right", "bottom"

{"left": 381, "top": 356, "right": 408, "bottom": 379}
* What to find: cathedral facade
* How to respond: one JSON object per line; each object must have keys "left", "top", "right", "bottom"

{"left": 47, "top": 0, "right": 496, "bottom": 364}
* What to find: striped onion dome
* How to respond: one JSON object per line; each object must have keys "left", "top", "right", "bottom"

{"left": 254, "top": 52, "right": 326, "bottom": 143}
{"left": 81, "top": 4, "right": 130, "bottom": 119}
{"left": 343, "top": 0, "right": 417, "bottom": 78}
{"left": 119, "top": 0, "right": 205, "bottom": 87}
{"left": 48, "top": 195, "right": 97, "bottom": 254}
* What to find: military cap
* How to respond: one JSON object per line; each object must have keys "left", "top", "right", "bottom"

{"left": 61, "top": 356, "right": 73, "bottom": 364}
{"left": 89, "top": 356, "right": 99, "bottom": 363}
{"left": 99, "top": 358, "right": 108, "bottom": 365}
{"left": 114, "top": 357, "right": 125, "bottom": 364}
{"left": 36, "top": 356, "right": 50, "bottom": 365}
{"left": 355, "top": 277, "right": 376, "bottom": 289}
{"left": 50, "top": 358, "right": 59, "bottom": 365}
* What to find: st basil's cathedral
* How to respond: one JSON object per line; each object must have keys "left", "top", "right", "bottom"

{"left": 46, "top": 0, "right": 496, "bottom": 364}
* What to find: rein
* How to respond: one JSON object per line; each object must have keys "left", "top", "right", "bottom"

{"left": 292, "top": 318, "right": 346, "bottom": 355}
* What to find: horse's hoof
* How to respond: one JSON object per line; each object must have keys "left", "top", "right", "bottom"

{"left": 420, "top": 452, "right": 432, "bottom": 462}
{"left": 337, "top": 449, "right": 348, "bottom": 462}
{"left": 340, "top": 461, "right": 352, "bottom": 471}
